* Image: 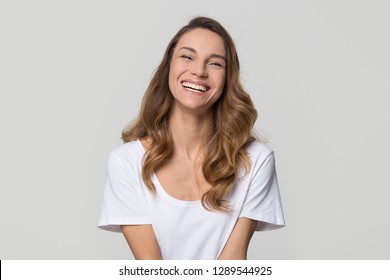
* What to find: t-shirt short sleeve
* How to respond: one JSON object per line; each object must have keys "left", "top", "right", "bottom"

{"left": 98, "top": 149, "right": 152, "bottom": 232}
{"left": 239, "top": 151, "right": 285, "bottom": 231}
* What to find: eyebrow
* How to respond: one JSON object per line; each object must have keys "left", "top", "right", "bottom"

{"left": 179, "top": 47, "right": 226, "bottom": 61}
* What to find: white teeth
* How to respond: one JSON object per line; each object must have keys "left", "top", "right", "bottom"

{"left": 182, "top": 82, "right": 207, "bottom": 92}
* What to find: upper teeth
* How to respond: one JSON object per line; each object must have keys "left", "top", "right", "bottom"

{"left": 182, "top": 82, "right": 207, "bottom": 92}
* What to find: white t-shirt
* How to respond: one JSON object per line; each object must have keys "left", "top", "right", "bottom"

{"left": 98, "top": 140, "right": 285, "bottom": 259}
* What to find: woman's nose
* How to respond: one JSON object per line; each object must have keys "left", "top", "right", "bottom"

{"left": 190, "top": 62, "right": 208, "bottom": 77}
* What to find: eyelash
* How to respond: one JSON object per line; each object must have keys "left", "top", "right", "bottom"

{"left": 181, "top": 55, "right": 192, "bottom": 60}
{"left": 209, "top": 62, "right": 222, "bottom": 67}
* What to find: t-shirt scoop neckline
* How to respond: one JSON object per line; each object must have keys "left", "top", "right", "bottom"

{"left": 136, "top": 139, "right": 202, "bottom": 207}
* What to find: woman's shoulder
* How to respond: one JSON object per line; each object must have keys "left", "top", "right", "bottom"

{"left": 245, "top": 139, "right": 276, "bottom": 168}
{"left": 245, "top": 139, "right": 274, "bottom": 157}
{"left": 109, "top": 139, "right": 145, "bottom": 161}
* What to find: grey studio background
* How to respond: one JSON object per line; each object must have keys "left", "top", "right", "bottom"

{"left": 0, "top": 0, "right": 389, "bottom": 259}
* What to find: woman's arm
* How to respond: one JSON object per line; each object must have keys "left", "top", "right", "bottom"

{"left": 120, "top": 225, "right": 163, "bottom": 260}
{"left": 217, "top": 217, "right": 258, "bottom": 260}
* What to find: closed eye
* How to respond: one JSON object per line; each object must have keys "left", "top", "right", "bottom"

{"left": 209, "top": 61, "right": 224, "bottom": 68}
{"left": 181, "top": 55, "right": 192, "bottom": 61}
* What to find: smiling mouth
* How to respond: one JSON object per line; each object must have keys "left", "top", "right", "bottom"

{"left": 181, "top": 82, "right": 209, "bottom": 93}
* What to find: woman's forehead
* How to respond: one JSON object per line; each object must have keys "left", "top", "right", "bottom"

{"left": 175, "top": 28, "right": 226, "bottom": 56}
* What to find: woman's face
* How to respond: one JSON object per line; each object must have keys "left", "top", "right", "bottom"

{"left": 168, "top": 28, "right": 226, "bottom": 114}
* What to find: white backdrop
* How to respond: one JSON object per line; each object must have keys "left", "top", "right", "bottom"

{"left": 1, "top": 0, "right": 389, "bottom": 259}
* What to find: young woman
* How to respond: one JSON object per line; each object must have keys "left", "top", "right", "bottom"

{"left": 98, "top": 16, "right": 285, "bottom": 260}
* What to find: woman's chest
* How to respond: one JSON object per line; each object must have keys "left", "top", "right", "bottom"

{"left": 155, "top": 160, "right": 211, "bottom": 201}
{"left": 149, "top": 198, "right": 234, "bottom": 259}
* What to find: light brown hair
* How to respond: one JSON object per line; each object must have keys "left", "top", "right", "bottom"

{"left": 122, "top": 16, "right": 258, "bottom": 211}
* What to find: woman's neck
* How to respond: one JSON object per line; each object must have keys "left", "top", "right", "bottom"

{"left": 168, "top": 107, "right": 214, "bottom": 160}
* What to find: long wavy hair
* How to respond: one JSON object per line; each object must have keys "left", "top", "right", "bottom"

{"left": 122, "top": 16, "right": 258, "bottom": 212}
